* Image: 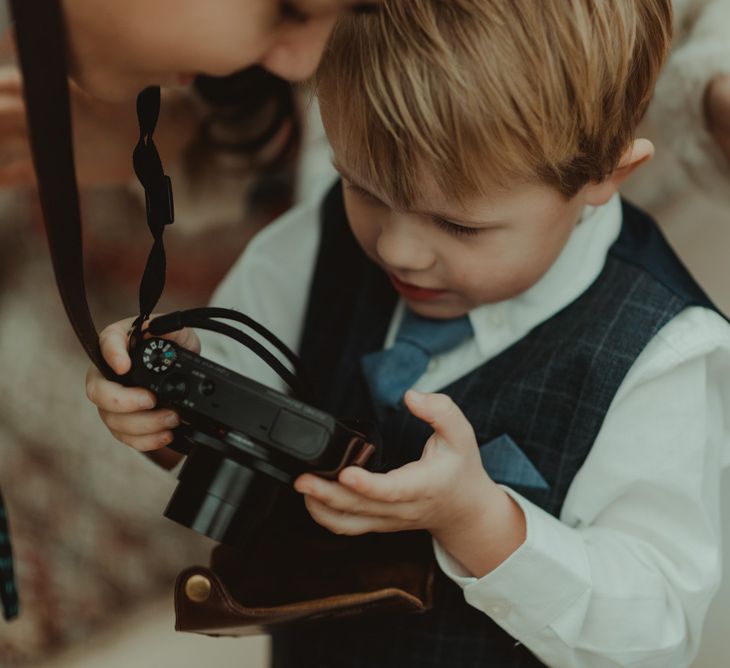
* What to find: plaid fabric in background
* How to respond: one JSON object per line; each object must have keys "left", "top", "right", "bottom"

{"left": 0, "top": 489, "right": 19, "bottom": 621}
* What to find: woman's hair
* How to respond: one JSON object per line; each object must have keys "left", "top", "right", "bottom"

{"left": 316, "top": 0, "right": 673, "bottom": 205}
{"left": 188, "top": 67, "right": 301, "bottom": 177}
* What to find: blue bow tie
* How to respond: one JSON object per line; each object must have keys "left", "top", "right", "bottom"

{"left": 361, "top": 309, "right": 473, "bottom": 416}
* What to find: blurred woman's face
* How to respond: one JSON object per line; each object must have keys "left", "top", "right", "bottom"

{"left": 62, "top": 0, "right": 378, "bottom": 100}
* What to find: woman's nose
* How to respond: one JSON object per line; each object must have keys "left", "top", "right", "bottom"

{"left": 375, "top": 215, "right": 435, "bottom": 272}
{"left": 261, "top": 17, "right": 337, "bottom": 82}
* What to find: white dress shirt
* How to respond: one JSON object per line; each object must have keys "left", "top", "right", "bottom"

{"left": 198, "top": 186, "right": 730, "bottom": 668}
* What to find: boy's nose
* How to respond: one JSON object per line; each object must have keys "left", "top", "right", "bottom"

{"left": 376, "top": 217, "right": 436, "bottom": 273}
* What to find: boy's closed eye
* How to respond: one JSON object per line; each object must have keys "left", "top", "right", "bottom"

{"left": 344, "top": 181, "right": 486, "bottom": 239}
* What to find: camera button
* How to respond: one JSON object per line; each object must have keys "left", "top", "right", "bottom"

{"left": 160, "top": 375, "right": 190, "bottom": 400}
{"left": 199, "top": 379, "right": 216, "bottom": 396}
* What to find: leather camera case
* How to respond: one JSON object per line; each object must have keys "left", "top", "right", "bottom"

{"left": 174, "top": 525, "right": 436, "bottom": 636}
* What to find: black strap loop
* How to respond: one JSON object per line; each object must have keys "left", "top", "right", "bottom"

{"left": 148, "top": 309, "right": 316, "bottom": 402}
{"left": 149, "top": 308, "right": 304, "bottom": 376}
{"left": 132, "top": 87, "right": 175, "bottom": 330}
{"left": 136, "top": 86, "right": 161, "bottom": 136}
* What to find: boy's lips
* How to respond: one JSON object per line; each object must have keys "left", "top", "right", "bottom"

{"left": 389, "top": 274, "right": 447, "bottom": 301}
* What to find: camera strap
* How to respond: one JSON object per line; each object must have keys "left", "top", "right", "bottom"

{"left": 131, "top": 86, "right": 175, "bottom": 337}
{"left": 10, "top": 0, "right": 115, "bottom": 378}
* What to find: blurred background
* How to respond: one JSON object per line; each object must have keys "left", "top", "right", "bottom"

{"left": 0, "top": 150, "right": 280, "bottom": 668}
{"left": 0, "top": 5, "right": 729, "bottom": 667}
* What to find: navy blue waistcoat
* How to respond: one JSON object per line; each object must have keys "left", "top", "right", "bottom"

{"left": 272, "top": 183, "right": 716, "bottom": 668}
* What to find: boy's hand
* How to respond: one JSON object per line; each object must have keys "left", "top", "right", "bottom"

{"left": 295, "top": 391, "right": 504, "bottom": 546}
{"left": 85, "top": 316, "right": 201, "bottom": 454}
{"left": 296, "top": 390, "right": 527, "bottom": 576}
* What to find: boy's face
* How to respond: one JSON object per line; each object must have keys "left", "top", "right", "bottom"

{"left": 332, "top": 151, "right": 587, "bottom": 320}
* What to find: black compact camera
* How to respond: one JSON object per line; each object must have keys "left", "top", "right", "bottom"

{"left": 128, "top": 331, "right": 376, "bottom": 548}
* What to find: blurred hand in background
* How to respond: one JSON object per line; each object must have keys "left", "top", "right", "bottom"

{"left": 706, "top": 73, "right": 730, "bottom": 164}
{"left": 0, "top": 64, "right": 201, "bottom": 189}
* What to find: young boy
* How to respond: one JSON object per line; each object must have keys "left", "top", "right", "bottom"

{"left": 87, "top": 1, "right": 730, "bottom": 665}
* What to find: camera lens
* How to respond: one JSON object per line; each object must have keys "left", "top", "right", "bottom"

{"left": 164, "top": 446, "right": 282, "bottom": 547}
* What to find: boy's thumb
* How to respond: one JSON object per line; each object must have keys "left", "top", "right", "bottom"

{"left": 404, "top": 390, "right": 476, "bottom": 450}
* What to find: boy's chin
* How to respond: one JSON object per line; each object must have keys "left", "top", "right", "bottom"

{"left": 405, "top": 297, "right": 471, "bottom": 320}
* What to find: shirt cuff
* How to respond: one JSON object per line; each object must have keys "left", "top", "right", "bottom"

{"left": 434, "top": 485, "right": 590, "bottom": 636}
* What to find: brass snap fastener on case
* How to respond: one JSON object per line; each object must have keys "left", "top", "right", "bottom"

{"left": 185, "top": 574, "right": 212, "bottom": 603}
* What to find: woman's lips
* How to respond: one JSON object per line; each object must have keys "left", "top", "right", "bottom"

{"left": 389, "top": 274, "right": 447, "bottom": 301}
{"left": 177, "top": 73, "right": 197, "bottom": 86}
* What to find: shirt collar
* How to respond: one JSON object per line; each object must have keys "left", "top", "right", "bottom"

{"left": 469, "top": 194, "right": 623, "bottom": 356}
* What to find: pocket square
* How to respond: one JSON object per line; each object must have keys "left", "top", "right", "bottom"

{"left": 479, "top": 435, "right": 550, "bottom": 491}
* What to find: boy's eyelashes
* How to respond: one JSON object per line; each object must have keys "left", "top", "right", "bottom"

{"left": 432, "top": 217, "right": 482, "bottom": 238}
{"left": 345, "top": 182, "right": 483, "bottom": 239}
{"left": 346, "top": 182, "right": 386, "bottom": 206}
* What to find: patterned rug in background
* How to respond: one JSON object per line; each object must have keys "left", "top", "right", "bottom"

{"left": 0, "top": 185, "right": 268, "bottom": 666}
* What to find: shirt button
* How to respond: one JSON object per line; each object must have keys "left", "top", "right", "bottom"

{"left": 490, "top": 311, "right": 504, "bottom": 326}
{"left": 427, "top": 358, "right": 439, "bottom": 372}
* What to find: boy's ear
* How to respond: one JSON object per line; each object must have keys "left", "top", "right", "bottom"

{"left": 583, "top": 139, "right": 654, "bottom": 206}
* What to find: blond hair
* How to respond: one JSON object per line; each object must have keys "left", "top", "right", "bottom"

{"left": 316, "top": 0, "right": 672, "bottom": 205}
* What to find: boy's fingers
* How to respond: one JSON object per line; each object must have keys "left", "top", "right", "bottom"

{"left": 295, "top": 473, "right": 419, "bottom": 519}
{"left": 86, "top": 368, "right": 156, "bottom": 413}
{"left": 404, "top": 391, "right": 476, "bottom": 452}
{"left": 339, "top": 460, "right": 437, "bottom": 504}
{"left": 98, "top": 318, "right": 136, "bottom": 374}
{"left": 99, "top": 407, "right": 179, "bottom": 437}
{"left": 108, "top": 429, "right": 175, "bottom": 453}
{"left": 304, "top": 497, "right": 402, "bottom": 536}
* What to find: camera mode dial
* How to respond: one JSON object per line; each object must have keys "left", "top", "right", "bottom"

{"left": 142, "top": 339, "right": 177, "bottom": 373}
